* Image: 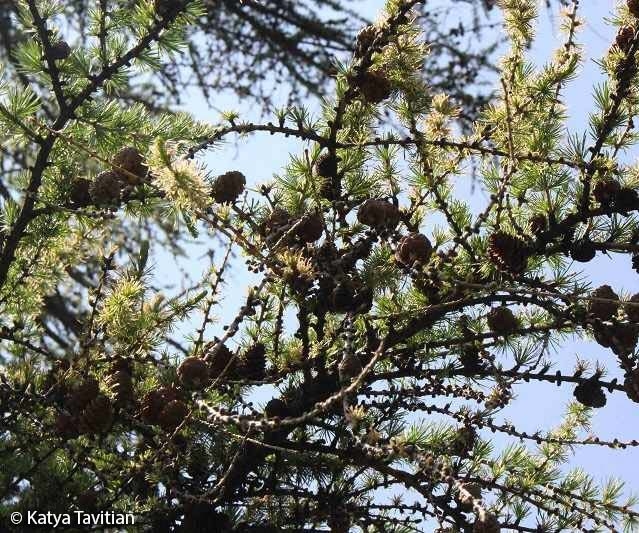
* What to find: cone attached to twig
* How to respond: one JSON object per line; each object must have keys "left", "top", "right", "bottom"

{"left": 487, "top": 231, "right": 529, "bottom": 274}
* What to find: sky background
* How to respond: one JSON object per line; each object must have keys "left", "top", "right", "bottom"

{"left": 148, "top": 0, "right": 639, "bottom": 509}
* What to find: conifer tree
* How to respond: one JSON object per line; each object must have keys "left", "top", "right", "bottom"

{"left": 1, "top": 1, "right": 639, "bottom": 532}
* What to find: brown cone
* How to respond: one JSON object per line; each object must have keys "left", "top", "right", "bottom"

{"left": 177, "top": 356, "right": 209, "bottom": 390}
{"left": 54, "top": 412, "right": 79, "bottom": 438}
{"left": 354, "top": 70, "right": 393, "bottom": 103}
{"left": 239, "top": 343, "right": 267, "bottom": 380}
{"left": 112, "top": 146, "right": 147, "bottom": 184}
{"left": 395, "top": 232, "right": 433, "bottom": 266}
{"left": 66, "top": 377, "right": 100, "bottom": 415}
{"left": 212, "top": 171, "right": 246, "bottom": 203}
{"left": 141, "top": 386, "right": 178, "bottom": 425}
{"left": 105, "top": 369, "right": 134, "bottom": 408}
{"left": 529, "top": 214, "right": 547, "bottom": 235}
{"left": 89, "top": 171, "right": 122, "bottom": 205}
{"left": 593, "top": 179, "right": 621, "bottom": 206}
{"left": 354, "top": 25, "right": 378, "bottom": 58}
{"left": 78, "top": 394, "right": 114, "bottom": 434}
{"left": 573, "top": 379, "right": 606, "bottom": 408}
{"left": 208, "top": 343, "right": 236, "bottom": 380}
{"left": 158, "top": 399, "right": 189, "bottom": 432}
{"left": 487, "top": 307, "right": 518, "bottom": 336}
{"left": 473, "top": 513, "right": 501, "bottom": 533}
{"left": 69, "top": 178, "right": 92, "bottom": 207}
{"left": 50, "top": 40, "right": 71, "bottom": 60}
{"left": 487, "top": 231, "right": 529, "bottom": 274}
{"left": 357, "top": 199, "right": 400, "bottom": 229}
{"left": 264, "top": 398, "right": 289, "bottom": 419}
{"left": 588, "top": 285, "right": 619, "bottom": 320}
{"left": 295, "top": 213, "right": 324, "bottom": 243}
{"left": 570, "top": 239, "right": 596, "bottom": 263}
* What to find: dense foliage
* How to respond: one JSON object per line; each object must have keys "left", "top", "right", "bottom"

{"left": 1, "top": 0, "right": 639, "bottom": 532}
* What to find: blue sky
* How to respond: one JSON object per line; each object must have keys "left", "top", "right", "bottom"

{"left": 150, "top": 0, "right": 638, "bottom": 504}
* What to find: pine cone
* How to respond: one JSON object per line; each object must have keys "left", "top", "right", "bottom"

{"left": 624, "top": 369, "right": 639, "bottom": 403}
{"left": 240, "top": 343, "right": 267, "bottom": 380}
{"left": 264, "top": 398, "right": 289, "bottom": 419}
{"left": 211, "top": 170, "right": 246, "bottom": 203}
{"left": 207, "top": 342, "right": 236, "bottom": 380}
{"left": 633, "top": 253, "right": 639, "bottom": 274}
{"left": 529, "top": 214, "right": 547, "bottom": 235}
{"left": 315, "top": 152, "right": 340, "bottom": 179}
{"left": 158, "top": 399, "right": 189, "bottom": 432}
{"left": 614, "top": 187, "right": 639, "bottom": 212}
{"left": 570, "top": 239, "right": 597, "bottom": 263}
{"left": 112, "top": 146, "right": 147, "bottom": 184}
{"left": 473, "top": 512, "right": 501, "bottom": 533}
{"left": 105, "top": 369, "right": 134, "bottom": 408}
{"left": 629, "top": 0, "right": 639, "bottom": 18}
{"left": 186, "top": 443, "right": 209, "bottom": 480}
{"left": 487, "top": 231, "right": 529, "bottom": 274}
{"left": 54, "top": 412, "right": 79, "bottom": 438}
{"left": 69, "top": 178, "right": 92, "bottom": 207}
{"left": 89, "top": 171, "right": 122, "bottom": 205}
{"left": 154, "top": 0, "right": 183, "bottom": 19}
{"left": 450, "top": 426, "right": 476, "bottom": 456}
{"left": 141, "top": 386, "right": 178, "bottom": 425}
{"left": 354, "top": 25, "right": 378, "bottom": 58}
{"left": 328, "top": 277, "right": 357, "bottom": 313}
{"left": 357, "top": 198, "right": 400, "bottom": 229}
{"left": 78, "top": 394, "right": 114, "bottom": 434}
{"left": 354, "top": 70, "right": 393, "bottom": 103}
{"left": 593, "top": 179, "right": 621, "bottom": 206}
{"left": 592, "top": 321, "right": 613, "bottom": 348}
{"left": 295, "top": 213, "right": 324, "bottom": 243}
{"left": 177, "top": 356, "right": 210, "bottom": 390}
{"left": 487, "top": 307, "right": 518, "bottom": 336}
{"left": 262, "top": 208, "right": 290, "bottom": 233}
{"left": 66, "top": 377, "right": 100, "bottom": 415}
{"left": 588, "top": 285, "right": 619, "bottom": 320}
{"left": 50, "top": 40, "right": 71, "bottom": 60}
{"left": 573, "top": 379, "right": 606, "bottom": 408}
{"left": 610, "top": 322, "right": 639, "bottom": 356}
{"left": 460, "top": 346, "right": 484, "bottom": 373}
{"left": 315, "top": 152, "right": 341, "bottom": 199}
{"left": 395, "top": 232, "right": 433, "bottom": 266}
{"left": 626, "top": 293, "right": 639, "bottom": 322}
